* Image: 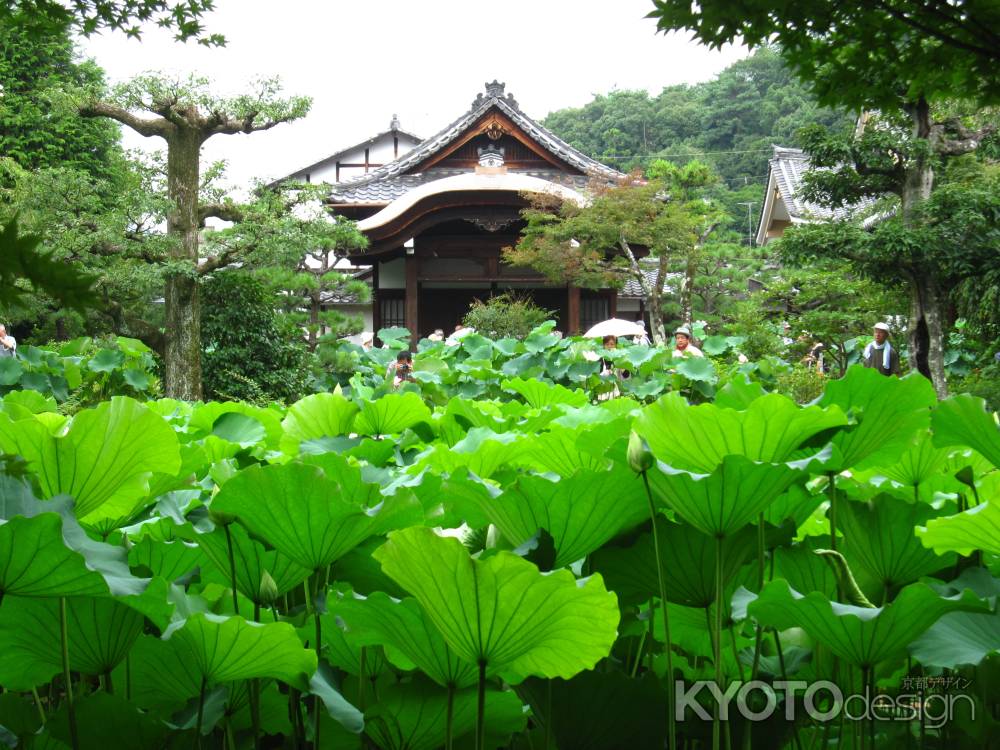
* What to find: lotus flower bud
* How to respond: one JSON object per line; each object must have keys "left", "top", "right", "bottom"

{"left": 258, "top": 570, "right": 279, "bottom": 606}
{"left": 627, "top": 431, "right": 654, "bottom": 474}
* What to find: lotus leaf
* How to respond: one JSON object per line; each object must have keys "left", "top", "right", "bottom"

{"left": 374, "top": 526, "right": 619, "bottom": 680}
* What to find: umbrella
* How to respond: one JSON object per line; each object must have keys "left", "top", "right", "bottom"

{"left": 584, "top": 318, "right": 647, "bottom": 339}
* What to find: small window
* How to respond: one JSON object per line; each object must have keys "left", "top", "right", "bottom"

{"left": 380, "top": 297, "right": 405, "bottom": 329}
{"left": 581, "top": 297, "right": 609, "bottom": 332}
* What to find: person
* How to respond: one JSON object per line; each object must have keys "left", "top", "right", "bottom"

{"left": 801, "top": 335, "right": 825, "bottom": 375}
{"left": 427, "top": 329, "right": 445, "bottom": 342}
{"left": 862, "top": 322, "right": 901, "bottom": 376}
{"left": 672, "top": 326, "right": 704, "bottom": 358}
{"left": 386, "top": 350, "right": 415, "bottom": 388}
{"left": 0, "top": 326, "right": 16, "bottom": 358}
{"left": 359, "top": 332, "right": 374, "bottom": 351}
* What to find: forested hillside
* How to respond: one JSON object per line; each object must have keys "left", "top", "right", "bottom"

{"left": 543, "top": 46, "right": 853, "bottom": 211}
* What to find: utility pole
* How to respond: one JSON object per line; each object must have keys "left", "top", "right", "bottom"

{"left": 737, "top": 201, "right": 755, "bottom": 247}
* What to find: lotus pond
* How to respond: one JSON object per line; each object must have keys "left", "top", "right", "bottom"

{"left": 0, "top": 350, "right": 997, "bottom": 749}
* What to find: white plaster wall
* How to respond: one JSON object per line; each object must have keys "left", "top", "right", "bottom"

{"left": 379, "top": 258, "right": 405, "bottom": 289}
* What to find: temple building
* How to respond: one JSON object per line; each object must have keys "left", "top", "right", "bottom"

{"left": 279, "top": 82, "right": 637, "bottom": 339}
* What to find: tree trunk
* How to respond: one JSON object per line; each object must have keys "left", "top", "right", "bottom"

{"left": 307, "top": 291, "right": 320, "bottom": 352}
{"left": 164, "top": 129, "right": 204, "bottom": 400}
{"left": 647, "top": 253, "right": 670, "bottom": 346}
{"left": 901, "top": 97, "right": 948, "bottom": 398}
{"left": 680, "top": 253, "right": 695, "bottom": 326}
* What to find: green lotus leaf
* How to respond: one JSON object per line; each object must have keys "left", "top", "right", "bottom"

{"left": 515, "top": 424, "right": 616, "bottom": 476}
{"left": 744, "top": 579, "right": 990, "bottom": 668}
{"left": 309, "top": 661, "right": 365, "bottom": 734}
{"left": 932, "top": 393, "right": 1000, "bottom": 469}
{"left": 0, "top": 481, "right": 143, "bottom": 598}
{"left": 763, "top": 483, "right": 823, "bottom": 528}
{"left": 0, "top": 357, "right": 23, "bottom": 386}
{"left": 590, "top": 516, "right": 766, "bottom": 607}
{"left": 123, "top": 367, "right": 151, "bottom": 391}
{"left": 129, "top": 613, "right": 317, "bottom": 707}
{"left": 46, "top": 692, "right": 169, "bottom": 750}
{"left": 0, "top": 396, "right": 181, "bottom": 522}
{"left": 501, "top": 377, "right": 588, "bottom": 408}
{"left": 0, "top": 596, "right": 143, "bottom": 690}
{"left": 128, "top": 537, "right": 204, "bottom": 583}
{"left": 331, "top": 590, "right": 477, "bottom": 689}
{"left": 210, "top": 411, "right": 265, "bottom": 447}
{"left": 414, "top": 428, "right": 529, "bottom": 479}
{"left": 364, "top": 676, "right": 526, "bottom": 750}
{"left": 353, "top": 392, "right": 432, "bottom": 437}
{"left": 772, "top": 537, "right": 837, "bottom": 601}
{"left": 713, "top": 375, "right": 767, "bottom": 410}
{"left": 196, "top": 521, "right": 311, "bottom": 604}
{"left": 916, "top": 500, "right": 1000, "bottom": 557}
{"left": 280, "top": 392, "right": 360, "bottom": 455}
{"left": 188, "top": 401, "right": 284, "bottom": 450}
{"left": 481, "top": 467, "right": 649, "bottom": 568}
{"left": 518, "top": 671, "right": 667, "bottom": 750}
{"left": 905, "top": 569, "right": 1000, "bottom": 669}
{"left": 635, "top": 392, "right": 845, "bottom": 472}
{"left": 675, "top": 355, "right": 716, "bottom": 382}
{"left": 818, "top": 367, "right": 937, "bottom": 471}
{"left": 3, "top": 390, "right": 57, "bottom": 415}
{"left": 212, "top": 463, "right": 421, "bottom": 572}
{"left": 878, "top": 430, "right": 951, "bottom": 489}
{"left": 838, "top": 494, "right": 955, "bottom": 597}
{"left": 374, "top": 526, "right": 620, "bottom": 680}
{"left": 647, "top": 454, "right": 807, "bottom": 537}
{"left": 86, "top": 348, "right": 125, "bottom": 373}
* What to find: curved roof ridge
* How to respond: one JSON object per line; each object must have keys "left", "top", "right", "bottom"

{"left": 329, "top": 84, "right": 623, "bottom": 197}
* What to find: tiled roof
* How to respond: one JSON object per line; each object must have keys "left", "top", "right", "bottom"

{"left": 330, "top": 168, "right": 593, "bottom": 205}
{"left": 767, "top": 146, "right": 883, "bottom": 224}
{"left": 620, "top": 264, "right": 682, "bottom": 298}
{"left": 328, "top": 81, "right": 623, "bottom": 205}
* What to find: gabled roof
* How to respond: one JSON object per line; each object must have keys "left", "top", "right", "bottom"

{"left": 756, "top": 145, "right": 884, "bottom": 245}
{"left": 328, "top": 81, "right": 624, "bottom": 205}
{"left": 270, "top": 116, "right": 423, "bottom": 186}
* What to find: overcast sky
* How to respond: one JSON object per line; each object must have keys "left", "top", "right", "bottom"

{"left": 79, "top": 0, "right": 746, "bottom": 191}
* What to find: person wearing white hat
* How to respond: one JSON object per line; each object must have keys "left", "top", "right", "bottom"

{"left": 863, "top": 322, "right": 901, "bottom": 376}
{"left": 672, "top": 326, "right": 704, "bottom": 359}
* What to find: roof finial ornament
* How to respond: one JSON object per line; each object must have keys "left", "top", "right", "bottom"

{"left": 390, "top": 113, "right": 400, "bottom": 130}
{"left": 485, "top": 80, "right": 505, "bottom": 98}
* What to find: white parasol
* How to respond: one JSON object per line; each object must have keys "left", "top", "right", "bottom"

{"left": 583, "top": 318, "right": 647, "bottom": 339}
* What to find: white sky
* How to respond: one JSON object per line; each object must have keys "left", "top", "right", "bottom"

{"left": 78, "top": 0, "right": 746, "bottom": 191}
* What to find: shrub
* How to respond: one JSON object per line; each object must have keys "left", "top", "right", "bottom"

{"left": 201, "top": 271, "right": 309, "bottom": 403}
{"left": 462, "top": 292, "right": 554, "bottom": 339}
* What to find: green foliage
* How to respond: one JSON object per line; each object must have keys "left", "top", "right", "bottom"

{"left": 461, "top": 292, "right": 553, "bottom": 339}
{"left": 0, "top": 358, "right": 992, "bottom": 746}
{"left": 647, "top": 1, "right": 1000, "bottom": 111}
{"left": 201, "top": 271, "right": 308, "bottom": 404}
{"left": 0, "top": 12, "right": 121, "bottom": 183}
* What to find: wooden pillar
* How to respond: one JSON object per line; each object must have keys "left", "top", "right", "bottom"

{"left": 609, "top": 290, "right": 618, "bottom": 318}
{"left": 405, "top": 253, "right": 419, "bottom": 344}
{"left": 567, "top": 284, "right": 581, "bottom": 335}
{"left": 371, "top": 262, "right": 381, "bottom": 333}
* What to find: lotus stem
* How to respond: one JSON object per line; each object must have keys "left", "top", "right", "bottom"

{"left": 306, "top": 571, "right": 323, "bottom": 749}
{"left": 445, "top": 681, "right": 455, "bottom": 750}
{"left": 744, "top": 513, "right": 766, "bottom": 750}
{"left": 195, "top": 676, "right": 206, "bottom": 749}
{"left": 476, "top": 659, "right": 487, "bottom": 750}
{"left": 59, "top": 597, "right": 79, "bottom": 750}
{"left": 729, "top": 624, "right": 745, "bottom": 683}
{"left": 640, "top": 470, "right": 676, "bottom": 750}
{"left": 713, "top": 534, "right": 724, "bottom": 750}
{"left": 773, "top": 632, "right": 802, "bottom": 750}
{"left": 251, "top": 603, "right": 261, "bottom": 750}
{"left": 544, "top": 679, "right": 553, "bottom": 750}
{"left": 31, "top": 687, "right": 45, "bottom": 724}
{"left": 224, "top": 524, "right": 239, "bottom": 614}
{"left": 827, "top": 473, "right": 838, "bottom": 554}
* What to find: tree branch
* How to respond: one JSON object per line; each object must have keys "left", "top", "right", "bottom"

{"left": 197, "top": 249, "right": 240, "bottom": 275}
{"left": 204, "top": 115, "right": 288, "bottom": 138}
{"left": 102, "top": 296, "right": 165, "bottom": 353}
{"left": 198, "top": 202, "right": 245, "bottom": 224}
{"left": 78, "top": 101, "right": 175, "bottom": 139}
